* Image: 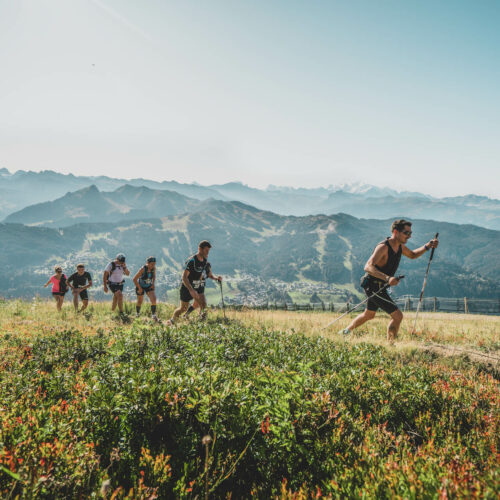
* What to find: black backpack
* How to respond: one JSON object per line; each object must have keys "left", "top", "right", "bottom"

{"left": 59, "top": 274, "right": 68, "bottom": 293}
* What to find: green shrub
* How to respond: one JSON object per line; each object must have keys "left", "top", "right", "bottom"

{"left": 0, "top": 321, "right": 498, "bottom": 498}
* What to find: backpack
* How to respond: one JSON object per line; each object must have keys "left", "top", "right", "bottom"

{"left": 139, "top": 266, "right": 154, "bottom": 287}
{"left": 59, "top": 274, "right": 68, "bottom": 294}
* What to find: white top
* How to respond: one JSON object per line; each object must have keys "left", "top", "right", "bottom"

{"left": 105, "top": 262, "right": 126, "bottom": 283}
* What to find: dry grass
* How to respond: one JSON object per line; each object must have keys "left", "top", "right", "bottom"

{"left": 223, "top": 308, "right": 500, "bottom": 363}
{"left": 1, "top": 299, "right": 498, "bottom": 366}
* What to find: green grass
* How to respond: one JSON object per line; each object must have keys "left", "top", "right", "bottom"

{"left": 0, "top": 301, "right": 498, "bottom": 498}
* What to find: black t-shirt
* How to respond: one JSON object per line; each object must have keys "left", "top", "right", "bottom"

{"left": 182, "top": 255, "right": 211, "bottom": 290}
{"left": 68, "top": 271, "right": 92, "bottom": 288}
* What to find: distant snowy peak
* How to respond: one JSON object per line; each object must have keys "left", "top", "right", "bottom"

{"left": 329, "top": 183, "right": 431, "bottom": 198}
{"left": 267, "top": 182, "right": 430, "bottom": 199}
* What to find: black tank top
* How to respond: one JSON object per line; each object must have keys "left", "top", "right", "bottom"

{"left": 375, "top": 238, "right": 402, "bottom": 277}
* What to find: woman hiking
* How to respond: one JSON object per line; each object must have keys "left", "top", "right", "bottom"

{"left": 43, "top": 265, "right": 69, "bottom": 311}
{"left": 133, "top": 256, "right": 159, "bottom": 322}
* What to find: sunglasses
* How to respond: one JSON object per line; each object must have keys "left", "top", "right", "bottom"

{"left": 401, "top": 230, "right": 412, "bottom": 236}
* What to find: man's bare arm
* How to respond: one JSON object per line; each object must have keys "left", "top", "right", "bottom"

{"left": 182, "top": 269, "right": 199, "bottom": 299}
{"left": 364, "top": 244, "right": 391, "bottom": 281}
{"left": 208, "top": 270, "right": 222, "bottom": 282}
{"left": 402, "top": 238, "right": 439, "bottom": 259}
{"left": 103, "top": 271, "right": 109, "bottom": 291}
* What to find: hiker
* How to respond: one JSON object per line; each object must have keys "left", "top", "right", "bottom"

{"left": 341, "top": 219, "right": 438, "bottom": 341}
{"left": 133, "top": 256, "right": 159, "bottom": 321}
{"left": 43, "top": 266, "right": 68, "bottom": 311}
{"left": 103, "top": 254, "right": 130, "bottom": 315}
{"left": 168, "top": 240, "right": 222, "bottom": 325}
{"left": 68, "top": 263, "right": 92, "bottom": 312}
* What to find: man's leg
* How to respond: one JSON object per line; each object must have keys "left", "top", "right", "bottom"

{"left": 80, "top": 299, "right": 89, "bottom": 312}
{"left": 387, "top": 309, "right": 403, "bottom": 342}
{"left": 345, "top": 309, "right": 376, "bottom": 332}
{"left": 197, "top": 294, "right": 207, "bottom": 319}
{"left": 72, "top": 290, "right": 79, "bottom": 310}
{"left": 184, "top": 300, "right": 200, "bottom": 318}
{"left": 111, "top": 293, "right": 118, "bottom": 311}
{"left": 170, "top": 301, "right": 190, "bottom": 323}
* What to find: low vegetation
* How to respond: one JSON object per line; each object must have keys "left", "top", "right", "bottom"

{"left": 0, "top": 301, "right": 498, "bottom": 498}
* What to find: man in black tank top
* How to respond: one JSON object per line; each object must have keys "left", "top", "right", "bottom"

{"left": 342, "top": 219, "right": 438, "bottom": 341}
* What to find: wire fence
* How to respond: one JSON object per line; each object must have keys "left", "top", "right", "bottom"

{"left": 222, "top": 297, "right": 500, "bottom": 315}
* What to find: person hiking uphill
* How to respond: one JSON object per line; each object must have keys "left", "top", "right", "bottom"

{"left": 341, "top": 219, "right": 438, "bottom": 341}
{"left": 43, "top": 266, "right": 68, "bottom": 311}
{"left": 68, "top": 263, "right": 92, "bottom": 312}
{"left": 103, "top": 254, "right": 130, "bottom": 316}
{"left": 168, "top": 240, "right": 222, "bottom": 325}
{"left": 133, "top": 256, "right": 159, "bottom": 322}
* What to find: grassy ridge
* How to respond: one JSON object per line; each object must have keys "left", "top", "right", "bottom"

{"left": 0, "top": 302, "right": 499, "bottom": 498}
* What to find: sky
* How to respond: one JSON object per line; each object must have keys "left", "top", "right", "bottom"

{"left": 0, "top": 0, "right": 499, "bottom": 197}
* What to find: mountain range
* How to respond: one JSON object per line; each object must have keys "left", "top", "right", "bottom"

{"left": 1, "top": 199, "right": 498, "bottom": 299}
{"left": 1, "top": 168, "right": 499, "bottom": 230}
{"left": 4, "top": 184, "right": 200, "bottom": 227}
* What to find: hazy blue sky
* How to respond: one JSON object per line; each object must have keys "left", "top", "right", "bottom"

{"left": 0, "top": 0, "right": 498, "bottom": 197}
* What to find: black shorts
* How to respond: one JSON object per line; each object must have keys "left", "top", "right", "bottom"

{"left": 108, "top": 283, "right": 124, "bottom": 294}
{"left": 52, "top": 291, "right": 66, "bottom": 297}
{"left": 76, "top": 289, "right": 89, "bottom": 300}
{"left": 363, "top": 279, "right": 399, "bottom": 315}
{"left": 180, "top": 285, "right": 204, "bottom": 303}
{"left": 136, "top": 286, "right": 152, "bottom": 296}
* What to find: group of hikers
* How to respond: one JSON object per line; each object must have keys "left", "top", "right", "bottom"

{"left": 44, "top": 240, "right": 222, "bottom": 325}
{"left": 43, "top": 220, "right": 438, "bottom": 340}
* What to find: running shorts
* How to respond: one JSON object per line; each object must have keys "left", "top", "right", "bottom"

{"left": 108, "top": 282, "right": 124, "bottom": 294}
{"left": 363, "top": 278, "right": 399, "bottom": 315}
{"left": 180, "top": 285, "right": 204, "bottom": 303}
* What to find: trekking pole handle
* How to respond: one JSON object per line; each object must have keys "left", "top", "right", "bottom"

{"left": 429, "top": 233, "right": 439, "bottom": 261}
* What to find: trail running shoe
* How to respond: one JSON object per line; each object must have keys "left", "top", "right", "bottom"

{"left": 338, "top": 328, "right": 351, "bottom": 335}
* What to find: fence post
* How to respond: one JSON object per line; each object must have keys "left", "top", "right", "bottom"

{"left": 346, "top": 301, "right": 350, "bottom": 313}
{"left": 433, "top": 297, "right": 437, "bottom": 312}
{"left": 464, "top": 297, "right": 468, "bottom": 314}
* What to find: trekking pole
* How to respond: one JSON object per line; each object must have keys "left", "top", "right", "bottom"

{"left": 219, "top": 280, "right": 226, "bottom": 320}
{"left": 411, "top": 233, "right": 439, "bottom": 335}
{"left": 323, "top": 275, "right": 405, "bottom": 330}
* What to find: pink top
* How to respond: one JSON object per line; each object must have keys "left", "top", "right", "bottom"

{"left": 49, "top": 275, "right": 66, "bottom": 293}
